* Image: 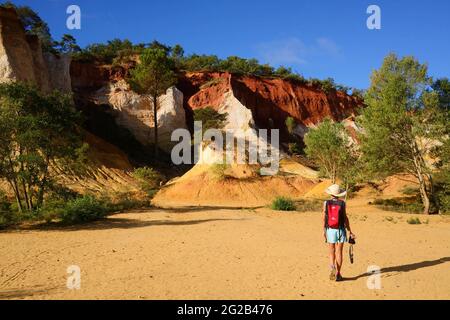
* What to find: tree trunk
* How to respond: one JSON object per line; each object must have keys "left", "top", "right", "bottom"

{"left": 36, "top": 162, "right": 50, "bottom": 208}
{"left": 331, "top": 165, "right": 337, "bottom": 184}
{"left": 27, "top": 184, "right": 34, "bottom": 211}
{"left": 6, "top": 157, "right": 22, "bottom": 212}
{"left": 412, "top": 142, "right": 431, "bottom": 214}
{"left": 153, "top": 95, "right": 158, "bottom": 158}
{"left": 7, "top": 179, "right": 23, "bottom": 213}
{"left": 20, "top": 179, "right": 30, "bottom": 211}
{"left": 418, "top": 174, "right": 430, "bottom": 215}
{"left": 37, "top": 178, "right": 47, "bottom": 208}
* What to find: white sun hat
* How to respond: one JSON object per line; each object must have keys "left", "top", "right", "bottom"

{"left": 325, "top": 184, "right": 347, "bottom": 197}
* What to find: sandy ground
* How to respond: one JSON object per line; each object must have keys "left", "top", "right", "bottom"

{"left": 1, "top": 199, "right": 449, "bottom": 300}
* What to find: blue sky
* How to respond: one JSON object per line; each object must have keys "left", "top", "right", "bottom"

{"left": 12, "top": 0, "right": 450, "bottom": 89}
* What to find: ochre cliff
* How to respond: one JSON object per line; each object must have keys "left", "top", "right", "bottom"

{"left": 0, "top": 7, "right": 138, "bottom": 196}
{"left": 71, "top": 61, "right": 187, "bottom": 153}
{"left": 71, "top": 63, "right": 362, "bottom": 145}
{"left": 0, "top": 7, "right": 71, "bottom": 92}
{"left": 0, "top": 5, "right": 363, "bottom": 202}
{"left": 178, "top": 72, "right": 362, "bottom": 139}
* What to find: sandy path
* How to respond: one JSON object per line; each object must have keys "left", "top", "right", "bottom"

{"left": 1, "top": 201, "right": 449, "bottom": 300}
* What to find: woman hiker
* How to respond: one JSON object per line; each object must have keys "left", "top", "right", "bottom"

{"left": 322, "top": 184, "right": 355, "bottom": 282}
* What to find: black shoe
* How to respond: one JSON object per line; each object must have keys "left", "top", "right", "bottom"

{"left": 335, "top": 274, "right": 343, "bottom": 282}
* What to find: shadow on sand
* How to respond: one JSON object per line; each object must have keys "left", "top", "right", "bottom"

{"left": 16, "top": 217, "right": 246, "bottom": 232}
{"left": 0, "top": 285, "right": 63, "bottom": 299}
{"left": 161, "top": 205, "right": 264, "bottom": 214}
{"left": 1, "top": 206, "right": 257, "bottom": 233}
{"left": 344, "top": 257, "right": 450, "bottom": 281}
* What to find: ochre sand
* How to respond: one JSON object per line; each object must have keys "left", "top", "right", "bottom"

{"left": 1, "top": 199, "right": 449, "bottom": 300}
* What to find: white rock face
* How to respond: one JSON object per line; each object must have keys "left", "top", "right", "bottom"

{"left": 0, "top": 8, "right": 72, "bottom": 93}
{"left": 198, "top": 91, "right": 256, "bottom": 164}
{"left": 0, "top": 8, "right": 41, "bottom": 85}
{"left": 91, "top": 80, "right": 187, "bottom": 152}
{"left": 198, "top": 90, "right": 280, "bottom": 172}
{"left": 219, "top": 91, "right": 255, "bottom": 132}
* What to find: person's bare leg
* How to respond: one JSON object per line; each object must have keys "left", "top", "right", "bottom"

{"left": 328, "top": 243, "right": 336, "bottom": 279}
{"left": 328, "top": 243, "right": 336, "bottom": 267}
{"left": 335, "top": 242, "right": 344, "bottom": 275}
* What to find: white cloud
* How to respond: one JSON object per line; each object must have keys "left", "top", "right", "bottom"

{"left": 256, "top": 37, "right": 341, "bottom": 66}
{"left": 315, "top": 37, "right": 340, "bottom": 56}
{"left": 256, "top": 38, "right": 308, "bottom": 65}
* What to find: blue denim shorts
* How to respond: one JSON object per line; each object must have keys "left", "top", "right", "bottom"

{"left": 326, "top": 228, "right": 347, "bottom": 243}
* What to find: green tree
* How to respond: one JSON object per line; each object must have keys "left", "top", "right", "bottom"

{"left": 320, "top": 77, "right": 336, "bottom": 93}
{"left": 285, "top": 116, "right": 296, "bottom": 135}
{"left": 1, "top": 1, "right": 54, "bottom": 51}
{"left": 148, "top": 40, "right": 171, "bottom": 54}
{"left": 431, "top": 78, "right": 450, "bottom": 213}
{"left": 132, "top": 167, "right": 163, "bottom": 196}
{"left": 275, "top": 66, "right": 293, "bottom": 78}
{"left": 360, "top": 53, "right": 447, "bottom": 214}
{"left": 56, "top": 34, "right": 81, "bottom": 53}
{"left": 171, "top": 44, "right": 184, "bottom": 69}
{"left": 193, "top": 107, "right": 228, "bottom": 134}
{"left": 304, "top": 118, "right": 353, "bottom": 184}
{"left": 433, "top": 139, "right": 450, "bottom": 214}
{"left": 128, "top": 48, "right": 177, "bottom": 156}
{"left": 432, "top": 78, "right": 450, "bottom": 112}
{"left": 0, "top": 82, "right": 85, "bottom": 212}
{"left": 171, "top": 44, "right": 184, "bottom": 60}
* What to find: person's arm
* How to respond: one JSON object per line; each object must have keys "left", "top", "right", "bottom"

{"left": 323, "top": 201, "right": 327, "bottom": 242}
{"left": 343, "top": 202, "right": 355, "bottom": 237}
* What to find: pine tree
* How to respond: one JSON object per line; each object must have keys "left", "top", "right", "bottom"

{"left": 128, "top": 48, "right": 177, "bottom": 157}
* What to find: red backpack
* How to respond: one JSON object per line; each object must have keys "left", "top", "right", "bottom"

{"left": 325, "top": 199, "right": 345, "bottom": 229}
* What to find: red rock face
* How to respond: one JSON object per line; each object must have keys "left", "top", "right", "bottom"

{"left": 70, "top": 61, "right": 131, "bottom": 92}
{"left": 231, "top": 76, "right": 361, "bottom": 127}
{"left": 180, "top": 71, "right": 362, "bottom": 137}
{"left": 71, "top": 63, "right": 363, "bottom": 138}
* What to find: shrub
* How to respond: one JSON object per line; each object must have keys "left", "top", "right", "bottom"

{"left": 113, "top": 198, "right": 149, "bottom": 212}
{"left": 109, "top": 192, "right": 150, "bottom": 212}
{"left": 434, "top": 170, "right": 450, "bottom": 214}
{"left": 284, "top": 73, "right": 307, "bottom": 83}
{"left": 210, "top": 163, "right": 229, "bottom": 180}
{"left": 36, "top": 199, "right": 67, "bottom": 223}
{"left": 371, "top": 198, "right": 424, "bottom": 214}
{"left": 132, "top": 167, "right": 163, "bottom": 196}
{"left": 288, "top": 142, "right": 302, "bottom": 155}
{"left": 200, "top": 78, "right": 224, "bottom": 90}
{"left": 285, "top": 116, "right": 296, "bottom": 135}
{"left": 193, "top": 107, "right": 228, "bottom": 133}
{"left": 36, "top": 193, "right": 149, "bottom": 224}
{"left": 47, "top": 185, "right": 80, "bottom": 202}
{"left": 0, "top": 191, "right": 15, "bottom": 228}
{"left": 58, "top": 195, "right": 108, "bottom": 224}
{"left": 401, "top": 186, "right": 419, "bottom": 196}
{"left": 407, "top": 217, "right": 422, "bottom": 225}
{"left": 271, "top": 197, "right": 296, "bottom": 211}
{"left": 351, "top": 88, "right": 365, "bottom": 99}
{"left": 294, "top": 199, "right": 323, "bottom": 212}
{"left": 320, "top": 77, "right": 337, "bottom": 94}
{"left": 72, "top": 39, "right": 144, "bottom": 63}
